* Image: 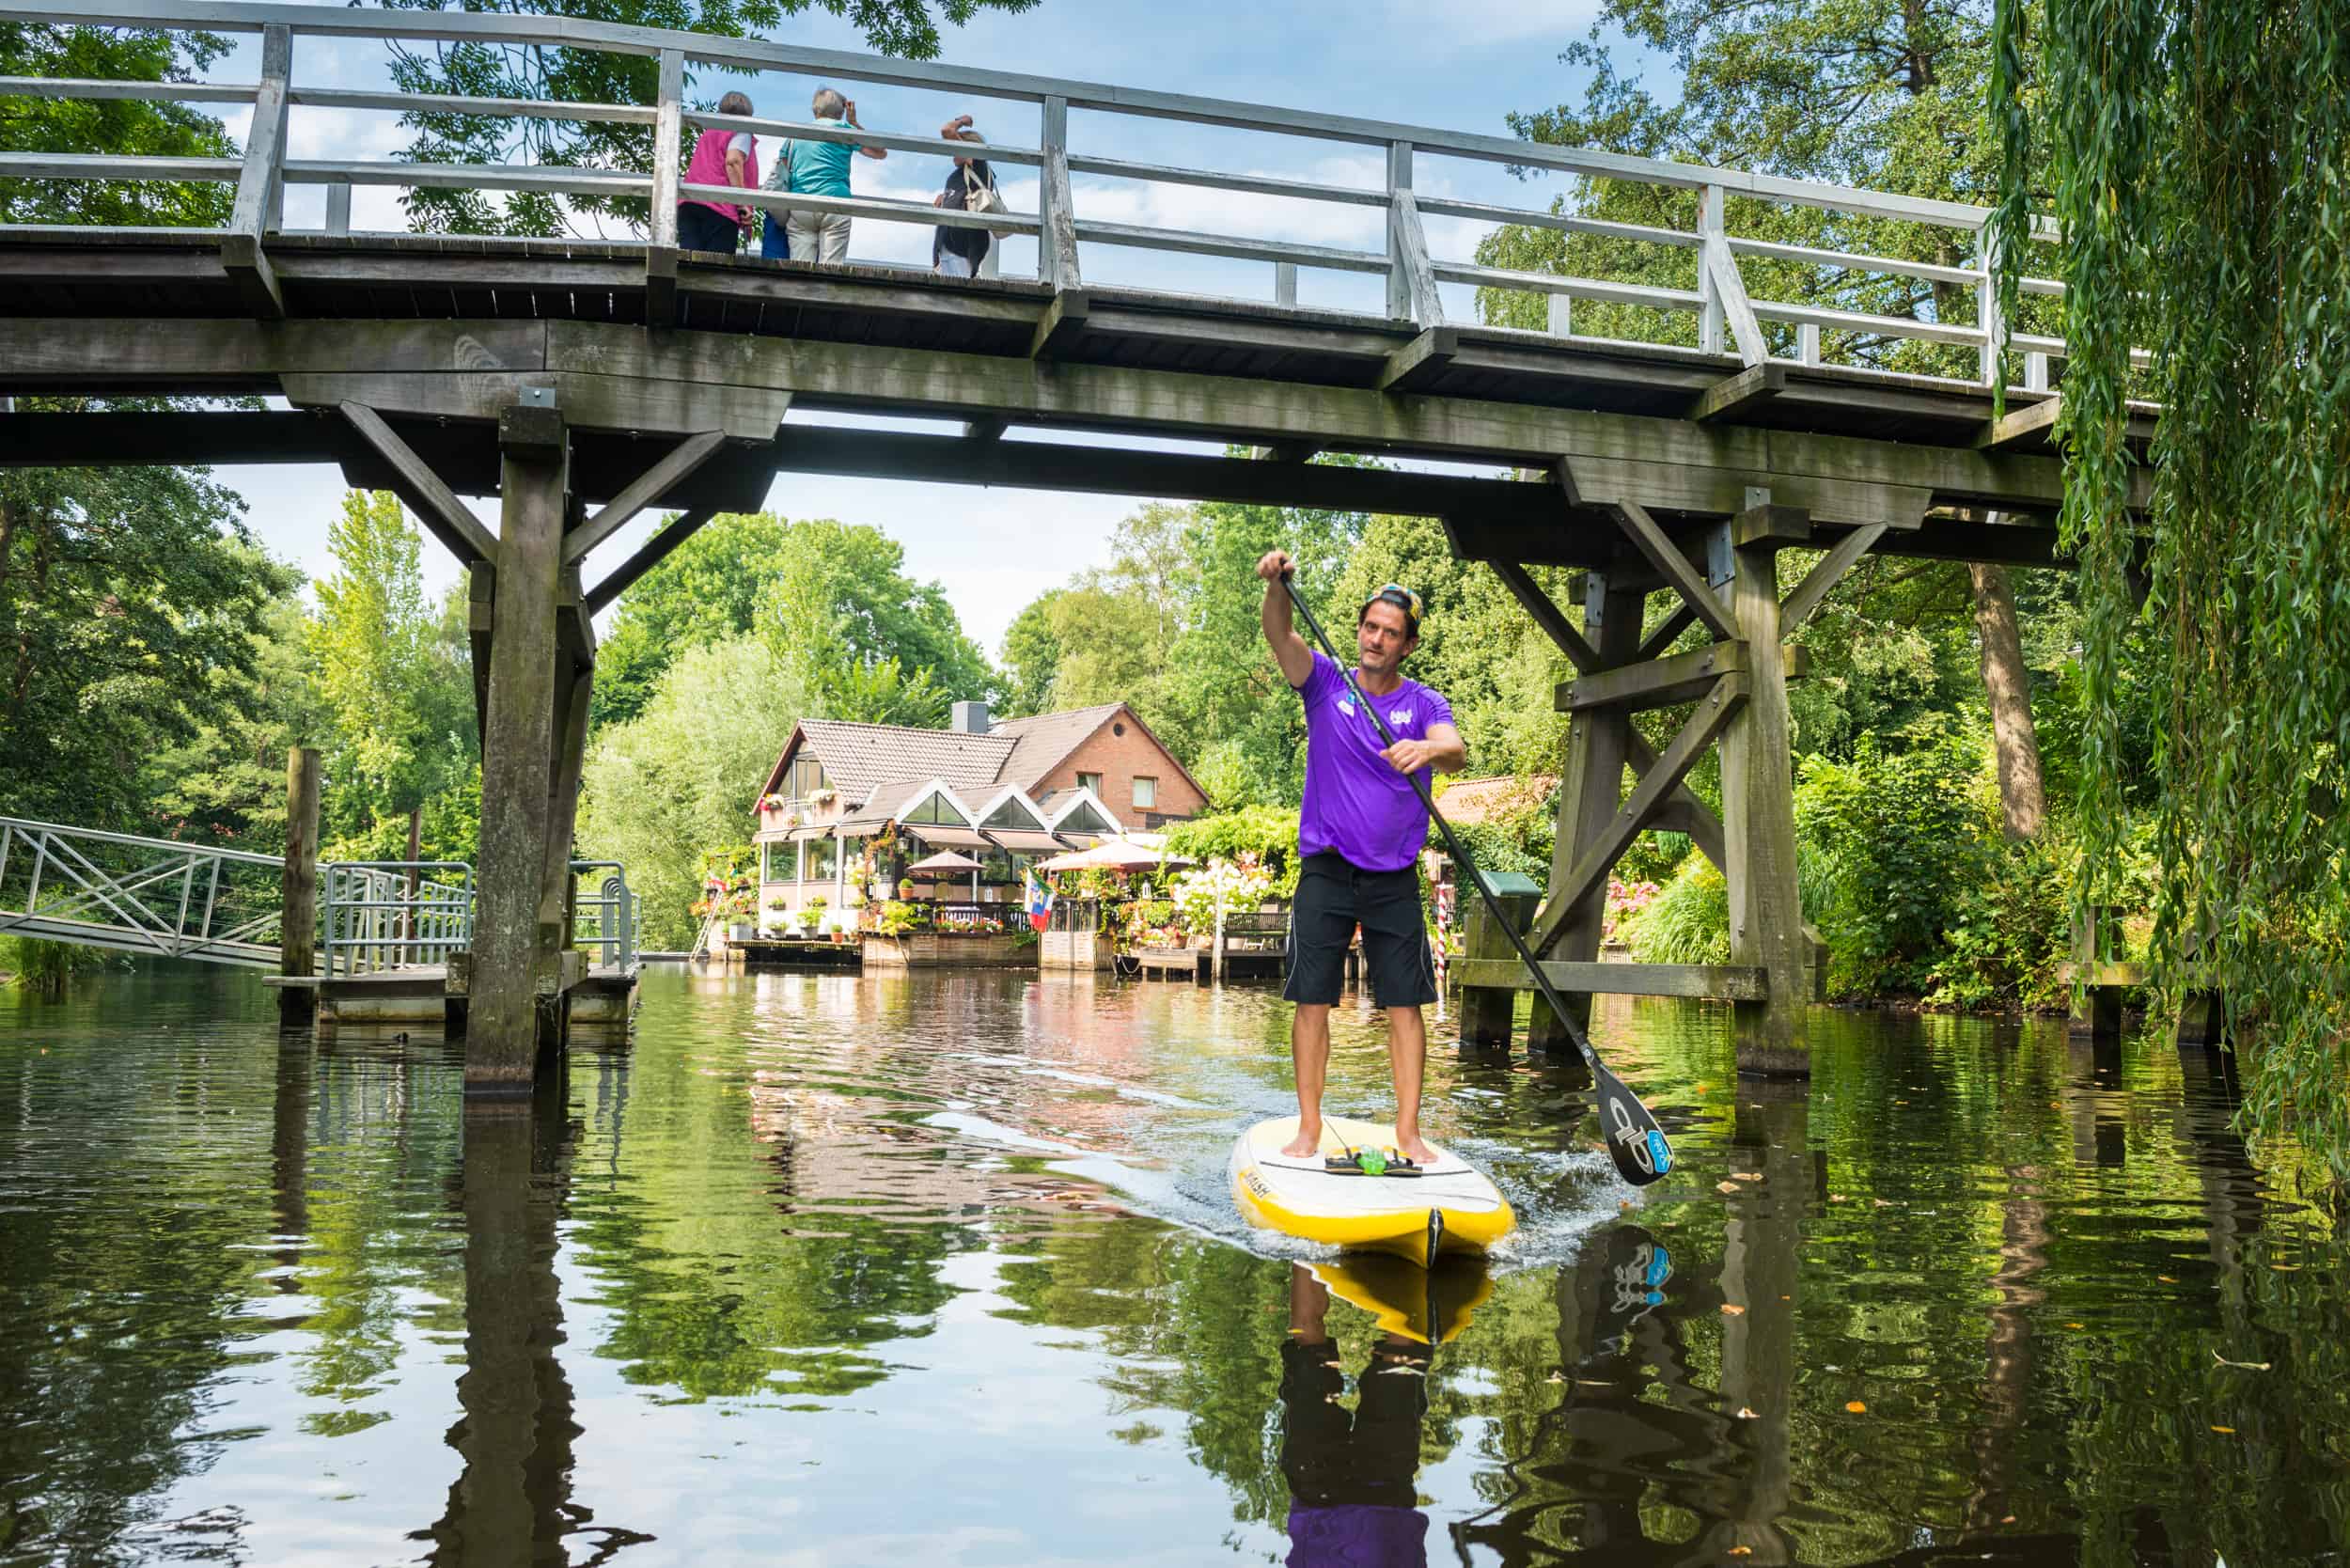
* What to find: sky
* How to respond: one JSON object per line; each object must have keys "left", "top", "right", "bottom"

{"left": 190, "top": 0, "right": 1642, "bottom": 657}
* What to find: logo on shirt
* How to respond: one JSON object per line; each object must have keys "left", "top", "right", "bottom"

{"left": 1390, "top": 708, "right": 1414, "bottom": 727}
{"left": 1337, "top": 698, "right": 1355, "bottom": 718}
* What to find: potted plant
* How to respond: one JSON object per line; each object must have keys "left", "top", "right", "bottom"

{"left": 807, "top": 895, "right": 829, "bottom": 935}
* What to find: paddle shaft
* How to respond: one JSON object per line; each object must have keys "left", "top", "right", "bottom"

{"left": 1278, "top": 574, "right": 1608, "bottom": 1072}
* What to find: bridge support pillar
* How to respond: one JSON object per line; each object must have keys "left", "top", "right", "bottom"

{"left": 278, "top": 745, "right": 321, "bottom": 1027}
{"left": 1722, "top": 535, "right": 1809, "bottom": 1076}
{"left": 468, "top": 402, "right": 572, "bottom": 1093}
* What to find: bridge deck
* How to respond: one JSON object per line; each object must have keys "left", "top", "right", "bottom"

{"left": 0, "top": 230, "right": 2041, "bottom": 454}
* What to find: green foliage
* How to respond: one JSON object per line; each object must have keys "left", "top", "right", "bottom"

{"left": 1161, "top": 807, "right": 1302, "bottom": 893}
{"left": 578, "top": 635, "right": 807, "bottom": 949}
{"left": 1925, "top": 836, "right": 2073, "bottom": 1011}
{"left": 0, "top": 24, "right": 237, "bottom": 227}
{"left": 374, "top": 0, "right": 1041, "bottom": 237}
{"left": 1, "top": 936, "right": 108, "bottom": 995}
{"left": 1622, "top": 855, "right": 1730, "bottom": 966}
{"left": 0, "top": 446, "right": 297, "bottom": 837}
{"left": 756, "top": 515, "right": 990, "bottom": 727}
{"left": 1795, "top": 727, "right": 1998, "bottom": 996}
{"left": 1996, "top": 0, "right": 2350, "bottom": 1179}
{"left": 875, "top": 900, "right": 926, "bottom": 935}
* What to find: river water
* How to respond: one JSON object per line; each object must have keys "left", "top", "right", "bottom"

{"left": 0, "top": 965, "right": 2342, "bottom": 1566}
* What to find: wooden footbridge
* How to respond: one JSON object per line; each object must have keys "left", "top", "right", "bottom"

{"left": 0, "top": 0, "right": 2137, "bottom": 1089}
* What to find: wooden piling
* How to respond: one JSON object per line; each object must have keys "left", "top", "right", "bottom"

{"left": 468, "top": 402, "right": 568, "bottom": 1091}
{"left": 1721, "top": 540, "right": 1809, "bottom": 1074}
{"left": 278, "top": 745, "right": 320, "bottom": 1026}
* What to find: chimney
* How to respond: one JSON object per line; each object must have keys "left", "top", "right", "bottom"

{"left": 950, "top": 699, "right": 991, "bottom": 735}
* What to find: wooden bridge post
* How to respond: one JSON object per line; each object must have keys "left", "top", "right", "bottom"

{"left": 1721, "top": 522, "right": 1810, "bottom": 1075}
{"left": 469, "top": 400, "right": 570, "bottom": 1092}
{"left": 1529, "top": 572, "right": 1644, "bottom": 1056}
{"left": 278, "top": 745, "right": 321, "bottom": 1026}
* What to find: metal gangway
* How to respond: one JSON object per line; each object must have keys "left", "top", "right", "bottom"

{"left": 0, "top": 817, "right": 634, "bottom": 976}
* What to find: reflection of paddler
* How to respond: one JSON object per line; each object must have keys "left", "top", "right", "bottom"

{"left": 1279, "top": 1264, "right": 1433, "bottom": 1568}
{"left": 1308, "top": 1253, "right": 1493, "bottom": 1345}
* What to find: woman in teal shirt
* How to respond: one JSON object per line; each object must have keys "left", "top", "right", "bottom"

{"left": 781, "top": 86, "right": 885, "bottom": 265}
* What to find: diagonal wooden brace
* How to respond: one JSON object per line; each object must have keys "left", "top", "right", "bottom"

{"left": 1528, "top": 671, "right": 1749, "bottom": 957}
{"left": 1607, "top": 496, "right": 1740, "bottom": 642}
{"left": 562, "top": 429, "right": 727, "bottom": 565}
{"left": 339, "top": 401, "right": 499, "bottom": 566}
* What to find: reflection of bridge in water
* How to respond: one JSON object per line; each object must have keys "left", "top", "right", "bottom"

{"left": 2, "top": 0, "right": 2149, "bottom": 1091}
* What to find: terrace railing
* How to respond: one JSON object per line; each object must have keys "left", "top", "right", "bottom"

{"left": 321, "top": 860, "right": 474, "bottom": 974}
{"left": 0, "top": 0, "right": 2100, "bottom": 390}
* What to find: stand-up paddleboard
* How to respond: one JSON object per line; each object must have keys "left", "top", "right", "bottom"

{"left": 1230, "top": 1115, "right": 1514, "bottom": 1267}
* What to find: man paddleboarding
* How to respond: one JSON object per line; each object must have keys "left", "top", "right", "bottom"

{"left": 1258, "top": 553, "right": 1465, "bottom": 1166}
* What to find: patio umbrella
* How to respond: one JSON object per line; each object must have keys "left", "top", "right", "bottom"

{"left": 905, "top": 848, "right": 984, "bottom": 901}
{"left": 1033, "top": 837, "right": 1190, "bottom": 873}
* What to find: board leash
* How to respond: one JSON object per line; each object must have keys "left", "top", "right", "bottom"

{"left": 1279, "top": 571, "right": 1673, "bottom": 1188}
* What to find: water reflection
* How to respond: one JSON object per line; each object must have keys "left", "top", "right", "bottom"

{"left": 5, "top": 972, "right": 2350, "bottom": 1565}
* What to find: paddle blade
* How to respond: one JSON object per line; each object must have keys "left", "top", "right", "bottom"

{"left": 1594, "top": 1062, "right": 1672, "bottom": 1186}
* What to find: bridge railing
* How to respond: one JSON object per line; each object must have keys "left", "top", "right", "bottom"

{"left": 0, "top": 0, "right": 2096, "bottom": 388}
{"left": 321, "top": 861, "right": 474, "bottom": 974}
{"left": 0, "top": 816, "right": 285, "bottom": 967}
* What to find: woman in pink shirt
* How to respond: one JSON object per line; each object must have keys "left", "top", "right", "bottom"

{"left": 677, "top": 92, "right": 758, "bottom": 255}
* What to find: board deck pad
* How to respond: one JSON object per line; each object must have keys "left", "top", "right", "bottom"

{"left": 1230, "top": 1115, "right": 1514, "bottom": 1267}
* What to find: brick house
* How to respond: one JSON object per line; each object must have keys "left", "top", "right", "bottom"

{"left": 752, "top": 699, "right": 1207, "bottom": 925}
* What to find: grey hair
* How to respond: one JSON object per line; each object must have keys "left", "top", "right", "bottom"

{"left": 715, "top": 90, "right": 753, "bottom": 118}
{"left": 812, "top": 86, "right": 846, "bottom": 118}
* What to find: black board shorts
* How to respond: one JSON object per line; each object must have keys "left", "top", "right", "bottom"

{"left": 1283, "top": 851, "right": 1438, "bottom": 1010}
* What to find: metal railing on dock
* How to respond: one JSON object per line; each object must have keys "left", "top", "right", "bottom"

{"left": 321, "top": 861, "right": 473, "bottom": 974}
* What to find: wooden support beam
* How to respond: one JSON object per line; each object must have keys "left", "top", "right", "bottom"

{"left": 1558, "top": 640, "right": 1808, "bottom": 713}
{"left": 466, "top": 564, "right": 494, "bottom": 739}
{"left": 1604, "top": 495, "right": 1740, "bottom": 642}
{"left": 1721, "top": 538, "right": 1808, "bottom": 1074}
{"left": 1975, "top": 393, "right": 2062, "bottom": 451}
{"left": 1689, "top": 362, "right": 1784, "bottom": 424}
{"left": 561, "top": 429, "right": 726, "bottom": 565}
{"left": 646, "top": 48, "right": 683, "bottom": 325}
{"left": 1037, "top": 96, "right": 1081, "bottom": 288}
{"left": 224, "top": 23, "right": 290, "bottom": 320}
{"left": 556, "top": 563, "right": 595, "bottom": 669}
{"left": 1029, "top": 288, "right": 1091, "bottom": 359}
{"left": 1377, "top": 325, "right": 1457, "bottom": 393}
{"left": 1529, "top": 672, "right": 1748, "bottom": 957}
{"left": 279, "top": 745, "right": 320, "bottom": 1022}
{"left": 539, "top": 660, "right": 592, "bottom": 938}
{"left": 583, "top": 505, "right": 713, "bottom": 616}
{"left": 962, "top": 415, "right": 1010, "bottom": 443}
{"left": 1385, "top": 144, "right": 1443, "bottom": 325}
{"left": 339, "top": 401, "right": 500, "bottom": 566}
{"left": 1636, "top": 604, "right": 1697, "bottom": 663}
{"left": 1778, "top": 522, "right": 1888, "bottom": 634}
{"left": 1254, "top": 439, "right": 1317, "bottom": 463}
{"left": 469, "top": 402, "right": 570, "bottom": 1091}
{"left": 1732, "top": 501, "right": 1811, "bottom": 549}
{"left": 1490, "top": 558, "right": 1601, "bottom": 670}
{"left": 1534, "top": 572, "right": 1643, "bottom": 1043}
{"left": 1450, "top": 957, "right": 1769, "bottom": 1002}
{"left": 1454, "top": 883, "right": 1542, "bottom": 1051}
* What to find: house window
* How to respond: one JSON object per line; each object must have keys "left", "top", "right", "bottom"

{"left": 904, "top": 791, "right": 964, "bottom": 825}
{"left": 791, "top": 756, "right": 828, "bottom": 798}
{"left": 1133, "top": 776, "right": 1157, "bottom": 809}
{"left": 983, "top": 796, "right": 1043, "bottom": 830}
{"left": 1076, "top": 772, "right": 1104, "bottom": 794}
{"left": 806, "top": 837, "right": 838, "bottom": 882}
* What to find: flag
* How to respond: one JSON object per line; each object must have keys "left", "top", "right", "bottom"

{"left": 1026, "top": 867, "right": 1054, "bottom": 933}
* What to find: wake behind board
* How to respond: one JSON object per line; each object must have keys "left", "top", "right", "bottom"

{"left": 1229, "top": 1115, "right": 1514, "bottom": 1268}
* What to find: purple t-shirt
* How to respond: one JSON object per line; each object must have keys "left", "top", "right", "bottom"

{"left": 1295, "top": 651, "right": 1453, "bottom": 872}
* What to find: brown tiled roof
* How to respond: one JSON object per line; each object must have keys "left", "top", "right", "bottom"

{"left": 991, "top": 702, "right": 1125, "bottom": 792}
{"left": 1434, "top": 775, "right": 1559, "bottom": 826}
{"left": 835, "top": 776, "right": 962, "bottom": 833}
{"left": 795, "top": 719, "right": 1012, "bottom": 798}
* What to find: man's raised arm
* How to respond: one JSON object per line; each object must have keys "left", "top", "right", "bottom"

{"left": 1256, "top": 551, "right": 1315, "bottom": 689}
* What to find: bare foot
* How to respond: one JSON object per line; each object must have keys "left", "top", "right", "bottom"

{"left": 1279, "top": 1123, "right": 1323, "bottom": 1158}
{"left": 1396, "top": 1137, "right": 1437, "bottom": 1166}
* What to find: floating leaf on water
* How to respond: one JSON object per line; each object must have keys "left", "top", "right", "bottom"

{"left": 1735, "top": 1406, "right": 1760, "bottom": 1419}
{"left": 2212, "top": 1351, "right": 2272, "bottom": 1372}
{"left": 1873, "top": 1199, "right": 1895, "bottom": 1207}
{"left": 2211, "top": 1424, "right": 2236, "bottom": 1435}
{"left": 1845, "top": 1401, "right": 1868, "bottom": 1414}
{"left": 1716, "top": 1181, "right": 1743, "bottom": 1195}
{"left": 1720, "top": 1304, "right": 1747, "bottom": 1316}
{"left": 2272, "top": 1263, "right": 2301, "bottom": 1272}
{"left": 2002, "top": 1515, "right": 2017, "bottom": 1525}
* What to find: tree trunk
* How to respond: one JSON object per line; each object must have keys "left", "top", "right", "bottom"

{"left": 1968, "top": 561, "right": 2046, "bottom": 840}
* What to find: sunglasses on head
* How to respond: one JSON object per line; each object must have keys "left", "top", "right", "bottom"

{"left": 1362, "top": 584, "right": 1421, "bottom": 635}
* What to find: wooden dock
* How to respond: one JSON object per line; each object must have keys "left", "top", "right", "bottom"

{"left": 736, "top": 937, "right": 863, "bottom": 970}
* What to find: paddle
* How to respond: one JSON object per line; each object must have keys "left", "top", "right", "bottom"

{"left": 1278, "top": 571, "right": 1674, "bottom": 1187}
